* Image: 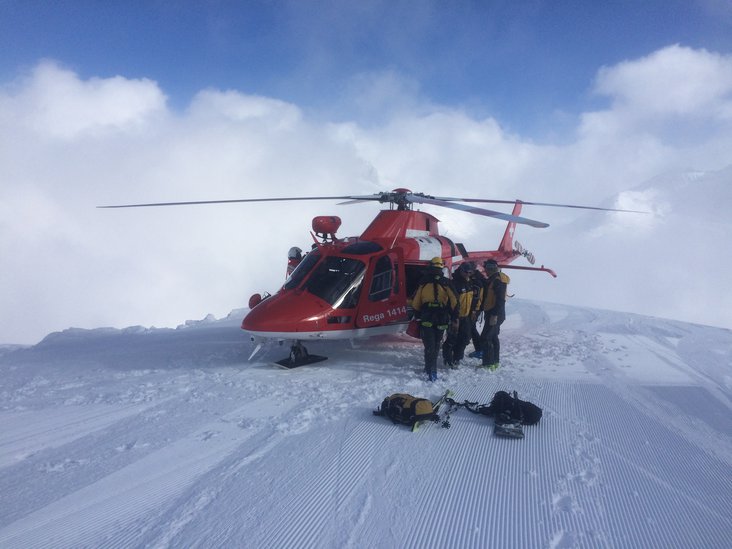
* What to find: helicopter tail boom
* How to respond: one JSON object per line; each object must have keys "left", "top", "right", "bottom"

{"left": 456, "top": 200, "right": 553, "bottom": 275}
{"left": 499, "top": 201, "right": 522, "bottom": 255}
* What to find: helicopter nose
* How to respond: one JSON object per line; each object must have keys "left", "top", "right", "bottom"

{"left": 241, "top": 291, "right": 329, "bottom": 334}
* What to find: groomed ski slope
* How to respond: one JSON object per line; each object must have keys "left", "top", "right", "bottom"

{"left": 0, "top": 299, "right": 731, "bottom": 548}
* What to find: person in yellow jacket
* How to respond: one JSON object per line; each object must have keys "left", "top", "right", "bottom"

{"left": 479, "top": 259, "right": 510, "bottom": 370}
{"left": 412, "top": 257, "right": 458, "bottom": 382}
{"left": 442, "top": 262, "right": 476, "bottom": 368}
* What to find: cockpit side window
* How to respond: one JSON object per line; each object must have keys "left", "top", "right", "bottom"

{"left": 369, "top": 255, "right": 393, "bottom": 301}
{"left": 284, "top": 250, "right": 321, "bottom": 290}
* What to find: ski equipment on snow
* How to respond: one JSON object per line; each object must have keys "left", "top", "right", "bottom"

{"left": 443, "top": 390, "right": 542, "bottom": 437}
{"left": 412, "top": 389, "right": 454, "bottom": 431}
{"left": 486, "top": 390, "right": 543, "bottom": 425}
{"left": 493, "top": 408, "right": 525, "bottom": 438}
{"left": 373, "top": 393, "right": 439, "bottom": 428}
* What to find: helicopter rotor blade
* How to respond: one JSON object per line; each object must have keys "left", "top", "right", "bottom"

{"left": 98, "top": 190, "right": 648, "bottom": 222}
{"left": 406, "top": 195, "right": 550, "bottom": 228}
{"left": 336, "top": 190, "right": 646, "bottom": 217}
{"left": 429, "top": 196, "right": 649, "bottom": 214}
{"left": 97, "top": 196, "right": 356, "bottom": 209}
{"left": 336, "top": 198, "right": 380, "bottom": 205}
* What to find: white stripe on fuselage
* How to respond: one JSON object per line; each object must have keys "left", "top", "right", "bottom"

{"left": 242, "top": 322, "right": 408, "bottom": 341}
{"left": 409, "top": 236, "right": 443, "bottom": 261}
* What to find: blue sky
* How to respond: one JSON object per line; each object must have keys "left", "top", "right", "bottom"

{"left": 2, "top": 1, "right": 732, "bottom": 343}
{"left": 3, "top": 1, "right": 731, "bottom": 134}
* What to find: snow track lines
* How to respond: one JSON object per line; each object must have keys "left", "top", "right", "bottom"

{"left": 0, "top": 402, "right": 154, "bottom": 468}
{"left": 0, "top": 405, "right": 261, "bottom": 548}
{"left": 255, "top": 422, "right": 389, "bottom": 548}
{"left": 1, "top": 300, "right": 731, "bottom": 548}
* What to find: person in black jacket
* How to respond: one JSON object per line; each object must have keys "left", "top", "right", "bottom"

{"left": 467, "top": 264, "right": 485, "bottom": 357}
{"left": 479, "top": 259, "right": 510, "bottom": 370}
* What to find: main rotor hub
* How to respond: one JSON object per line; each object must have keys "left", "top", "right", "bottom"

{"left": 379, "top": 188, "right": 436, "bottom": 211}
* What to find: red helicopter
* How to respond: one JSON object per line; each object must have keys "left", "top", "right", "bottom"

{"left": 101, "top": 189, "right": 643, "bottom": 366}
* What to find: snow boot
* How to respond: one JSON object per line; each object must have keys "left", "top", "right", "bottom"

{"left": 429, "top": 371, "right": 438, "bottom": 382}
{"left": 469, "top": 350, "right": 483, "bottom": 359}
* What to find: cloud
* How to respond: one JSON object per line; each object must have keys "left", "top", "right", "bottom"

{"left": 0, "top": 62, "right": 379, "bottom": 343}
{"left": 337, "top": 70, "right": 425, "bottom": 122}
{"left": 522, "top": 167, "right": 732, "bottom": 332}
{"left": 1, "top": 47, "right": 732, "bottom": 343}
{"left": 581, "top": 44, "right": 732, "bottom": 153}
{"left": 594, "top": 44, "right": 732, "bottom": 119}
{"left": 585, "top": 189, "right": 669, "bottom": 238}
{"left": 187, "top": 89, "right": 302, "bottom": 128}
{"left": 0, "top": 61, "right": 167, "bottom": 139}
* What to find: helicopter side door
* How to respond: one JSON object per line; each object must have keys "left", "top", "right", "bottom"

{"left": 355, "top": 248, "right": 408, "bottom": 328}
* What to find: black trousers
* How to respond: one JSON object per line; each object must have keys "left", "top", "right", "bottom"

{"left": 421, "top": 326, "right": 445, "bottom": 375}
{"left": 470, "top": 312, "right": 483, "bottom": 351}
{"left": 480, "top": 320, "right": 503, "bottom": 366}
{"left": 443, "top": 317, "right": 472, "bottom": 363}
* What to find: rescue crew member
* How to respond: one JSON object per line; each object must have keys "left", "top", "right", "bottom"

{"left": 412, "top": 257, "right": 458, "bottom": 382}
{"left": 468, "top": 263, "right": 485, "bottom": 357}
{"left": 442, "top": 262, "right": 475, "bottom": 368}
{"left": 286, "top": 246, "right": 303, "bottom": 277}
{"left": 479, "top": 259, "right": 510, "bottom": 370}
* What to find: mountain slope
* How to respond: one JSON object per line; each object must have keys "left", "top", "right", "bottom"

{"left": 1, "top": 300, "right": 731, "bottom": 548}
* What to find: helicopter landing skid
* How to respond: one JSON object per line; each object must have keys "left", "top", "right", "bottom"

{"left": 274, "top": 341, "right": 328, "bottom": 369}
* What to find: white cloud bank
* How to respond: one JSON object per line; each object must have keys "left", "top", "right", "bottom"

{"left": 0, "top": 61, "right": 167, "bottom": 138}
{"left": 1, "top": 46, "right": 731, "bottom": 343}
{"left": 594, "top": 44, "right": 732, "bottom": 120}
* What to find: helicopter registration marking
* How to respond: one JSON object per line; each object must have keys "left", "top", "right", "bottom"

{"left": 362, "top": 312, "right": 385, "bottom": 323}
{"left": 362, "top": 306, "right": 407, "bottom": 324}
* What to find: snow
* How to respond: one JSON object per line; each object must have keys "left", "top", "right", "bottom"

{"left": 1, "top": 300, "right": 731, "bottom": 548}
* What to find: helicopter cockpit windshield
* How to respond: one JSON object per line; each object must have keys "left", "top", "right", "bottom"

{"left": 284, "top": 250, "right": 366, "bottom": 308}
{"left": 304, "top": 256, "right": 366, "bottom": 307}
